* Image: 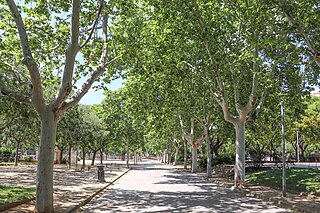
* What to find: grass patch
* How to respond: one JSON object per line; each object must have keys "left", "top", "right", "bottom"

{"left": 246, "top": 168, "right": 320, "bottom": 196}
{"left": 0, "top": 185, "right": 35, "bottom": 205}
{"left": 0, "top": 162, "right": 34, "bottom": 166}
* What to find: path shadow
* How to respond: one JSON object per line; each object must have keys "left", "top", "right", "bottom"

{"left": 83, "top": 188, "right": 289, "bottom": 213}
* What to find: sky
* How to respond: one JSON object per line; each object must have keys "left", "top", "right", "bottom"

{"left": 78, "top": 78, "right": 125, "bottom": 105}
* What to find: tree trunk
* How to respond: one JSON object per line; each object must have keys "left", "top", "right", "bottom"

{"left": 183, "top": 139, "right": 187, "bottom": 169}
{"left": 91, "top": 150, "right": 97, "bottom": 166}
{"left": 59, "top": 148, "right": 64, "bottom": 164}
{"left": 76, "top": 149, "right": 79, "bottom": 167}
{"left": 14, "top": 140, "right": 20, "bottom": 166}
{"left": 121, "top": 152, "right": 125, "bottom": 161}
{"left": 36, "top": 111, "right": 57, "bottom": 213}
{"left": 82, "top": 147, "right": 86, "bottom": 167}
{"left": 206, "top": 138, "right": 212, "bottom": 178}
{"left": 126, "top": 139, "right": 129, "bottom": 168}
{"left": 234, "top": 122, "right": 246, "bottom": 187}
{"left": 191, "top": 144, "right": 198, "bottom": 173}
{"left": 300, "top": 147, "right": 306, "bottom": 161}
{"left": 163, "top": 150, "right": 167, "bottom": 163}
{"left": 173, "top": 145, "right": 179, "bottom": 166}
{"left": 100, "top": 150, "right": 103, "bottom": 164}
{"left": 68, "top": 144, "right": 72, "bottom": 168}
{"left": 167, "top": 151, "right": 171, "bottom": 165}
{"left": 134, "top": 151, "right": 137, "bottom": 164}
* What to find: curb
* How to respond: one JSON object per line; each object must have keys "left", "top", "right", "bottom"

{"left": 65, "top": 168, "right": 132, "bottom": 213}
{"left": 0, "top": 197, "right": 35, "bottom": 212}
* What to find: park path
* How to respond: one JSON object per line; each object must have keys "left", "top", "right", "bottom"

{"left": 80, "top": 160, "right": 289, "bottom": 213}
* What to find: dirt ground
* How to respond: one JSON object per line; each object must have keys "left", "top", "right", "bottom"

{"left": 0, "top": 161, "right": 129, "bottom": 213}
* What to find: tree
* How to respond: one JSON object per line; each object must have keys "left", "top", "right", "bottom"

{"left": 7, "top": 103, "right": 39, "bottom": 166}
{"left": 273, "top": 0, "right": 320, "bottom": 68}
{"left": 291, "top": 96, "right": 320, "bottom": 160}
{"left": 0, "top": 1, "right": 122, "bottom": 211}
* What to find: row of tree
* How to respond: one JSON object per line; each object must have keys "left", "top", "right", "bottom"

{"left": 0, "top": 0, "right": 319, "bottom": 212}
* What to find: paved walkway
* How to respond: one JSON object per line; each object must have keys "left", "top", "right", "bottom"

{"left": 80, "top": 160, "right": 289, "bottom": 213}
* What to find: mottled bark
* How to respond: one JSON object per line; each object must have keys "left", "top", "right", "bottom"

{"left": 68, "top": 144, "right": 72, "bottom": 168}
{"left": 191, "top": 144, "right": 198, "bottom": 173}
{"left": 183, "top": 139, "right": 188, "bottom": 169}
{"left": 14, "top": 140, "right": 20, "bottom": 166}
{"left": 100, "top": 150, "right": 103, "bottom": 164}
{"left": 36, "top": 110, "right": 57, "bottom": 213}
{"left": 82, "top": 147, "right": 86, "bottom": 167}
{"left": 91, "top": 150, "right": 97, "bottom": 166}
{"left": 126, "top": 139, "right": 129, "bottom": 168}
{"left": 234, "top": 122, "right": 246, "bottom": 187}
{"left": 206, "top": 138, "right": 212, "bottom": 178}
{"left": 173, "top": 145, "right": 179, "bottom": 166}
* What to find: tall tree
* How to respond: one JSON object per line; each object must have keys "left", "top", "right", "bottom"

{"left": 0, "top": 1, "right": 122, "bottom": 212}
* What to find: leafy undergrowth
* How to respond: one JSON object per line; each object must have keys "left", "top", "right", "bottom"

{"left": 246, "top": 168, "right": 320, "bottom": 196}
{"left": 0, "top": 185, "right": 35, "bottom": 205}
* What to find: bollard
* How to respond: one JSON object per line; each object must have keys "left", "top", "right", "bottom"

{"left": 97, "top": 165, "right": 105, "bottom": 182}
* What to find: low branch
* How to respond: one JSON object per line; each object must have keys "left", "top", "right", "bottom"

{"left": 0, "top": 86, "right": 32, "bottom": 105}
{"left": 220, "top": 99, "right": 237, "bottom": 123}
{"left": 195, "top": 134, "right": 207, "bottom": 146}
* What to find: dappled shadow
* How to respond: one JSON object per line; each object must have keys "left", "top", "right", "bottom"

{"left": 83, "top": 188, "right": 288, "bottom": 213}
{"left": 156, "top": 172, "right": 205, "bottom": 185}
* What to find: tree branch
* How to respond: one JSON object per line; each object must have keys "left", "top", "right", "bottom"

{"left": 80, "top": 1, "right": 104, "bottom": 49}
{"left": 242, "top": 35, "right": 259, "bottom": 118}
{"left": 233, "top": 76, "right": 241, "bottom": 113}
{"left": 59, "top": 55, "right": 122, "bottom": 114}
{"left": 199, "top": 74, "right": 222, "bottom": 106}
{"left": 192, "top": 0, "right": 216, "bottom": 67}
{"left": 0, "top": 86, "right": 32, "bottom": 105}
{"left": 99, "top": 5, "right": 110, "bottom": 65}
{"left": 6, "top": 0, "right": 44, "bottom": 110}
{"left": 247, "top": 87, "right": 267, "bottom": 122}
{"left": 53, "top": 0, "right": 81, "bottom": 111}
{"left": 277, "top": 0, "right": 316, "bottom": 54}
{"left": 276, "top": 0, "right": 320, "bottom": 66}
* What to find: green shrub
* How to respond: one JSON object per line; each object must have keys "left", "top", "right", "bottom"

{"left": 0, "top": 148, "right": 12, "bottom": 162}
{"left": 198, "top": 154, "right": 235, "bottom": 171}
{"left": 23, "top": 154, "right": 32, "bottom": 162}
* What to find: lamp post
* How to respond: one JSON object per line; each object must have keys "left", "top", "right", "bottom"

{"left": 280, "top": 100, "right": 286, "bottom": 197}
